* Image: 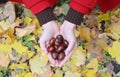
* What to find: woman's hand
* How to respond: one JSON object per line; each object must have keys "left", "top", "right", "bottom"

{"left": 58, "top": 20, "right": 77, "bottom": 67}
{"left": 39, "top": 21, "right": 59, "bottom": 65}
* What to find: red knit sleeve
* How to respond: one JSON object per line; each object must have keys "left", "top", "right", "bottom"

{"left": 97, "top": 0, "right": 120, "bottom": 12}
{"left": 21, "top": 0, "right": 50, "bottom": 14}
{"left": 69, "top": 0, "right": 97, "bottom": 14}
{"left": 9, "top": 0, "right": 58, "bottom": 14}
{"left": 49, "top": 0, "right": 58, "bottom": 7}
{"left": 9, "top": 0, "right": 23, "bottom": 4}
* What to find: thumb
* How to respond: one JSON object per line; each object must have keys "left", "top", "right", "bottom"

{"left": 65, "top": 41, "right": 75, "bottom": 55}
{"left": 59, "top": 43, "right": 77, "bottom": 67}
{"left": 40, "top": 39, "right": 48, "bottom": 54}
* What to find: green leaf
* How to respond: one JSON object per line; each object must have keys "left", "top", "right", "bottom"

{"left": 98, "top": 64, "right": 104, "bottom": 70}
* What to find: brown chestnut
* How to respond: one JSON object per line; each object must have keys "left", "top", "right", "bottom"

{"left": 49, "top": 37, "right": 55, "bottom": 46}
{"left": 55, "top": 45, "right": 58, "bottom": 50}
{"left": 58, "top": 52, "right": 65, "bottom": 60}
{"left": 55, "top": 38, "right": 62, "bottom": 46}
{"left": 56, "top": 35, "right": 64, "bottom": 41}
{"left": 51, "top": 52, "right": 58, "bottom": 59}
{"left": 47, "top": 46, "right": 55, "bottom": 52}
{"left": 64, "top": 40, "right": 69, "bottom": 48}
{"left": 56, "top": 45, "right": 65, "bottom": 53}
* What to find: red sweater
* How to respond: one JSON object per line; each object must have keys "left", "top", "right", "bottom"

{"left": 9, "top": 0, "right": 120, "bottom": 14}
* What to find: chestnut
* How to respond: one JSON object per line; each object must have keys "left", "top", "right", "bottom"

{"left": 55, "top": 38, "right": 62, "bottom": 46}
{"left": 56, "top": 35, "right": 64, "bottom": 41}
{"left": 47, "top": 46, "right": 55, "bottom": 52}
{"left": 58, "top": 52, "right": 65, "bottom": 60}
{"left": 64, "top": 40, "right": 69, "bottom": 48}
{"left": 49, "top": 37, "right": 55, "bottom": 46}
{"left": 55, "top": 45, "right": 58, "bottom": 50}
{"left": 56, "top": 45, "right": 65, "bottom": 53}
{"left": 47, "top": 35, "right": 68, "bottom": 61}
{"left": 51, "top": 52, "right": 58, "bottom": 59}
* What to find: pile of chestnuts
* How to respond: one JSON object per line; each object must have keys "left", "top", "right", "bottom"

{"left": 47, "top": 35, "right": 69, "bottom": 60}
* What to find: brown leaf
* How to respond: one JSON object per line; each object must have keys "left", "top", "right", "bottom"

{"left": 15, "top": 23, "right": 36, "bottom": 37}
{"left": 0, "top": 53, "right": 10, "bottom": 68}
{"left": 79, "top": 26, "right": 91, "bottom": 42}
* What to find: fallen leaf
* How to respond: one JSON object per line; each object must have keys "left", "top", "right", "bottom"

{"left": 54, "top": 69, "right": 63, "bottom": 77}
{"left": 82, "top": 69, "right": 97, "bottom": 77}
{"left": 79, "top": 26, "right": 91, "bottom": 42}
{"left": 108, "top": 41, "right": 120, "bottom": 64}
{"left": 24, "top": 17, "right": 32, "bottom": 26}
{"left": 9, "top": 63, "right": 29, "bottom": 70}
{"left": 87, "top": 58, "right": 98, "bottom": 70}
{"left": 64, "top": 71, "right": 81, "bottom": 77}
{"left": 29, "top": 53, "right": 48, "bottom": 74}
{"left": 71, "top": 47, "right": 86, "bottom": 66}
{"left": 0, "top": 53, "right": 10, "bottom": 68}
{"left": 15, "top": 23, "right": 36, "bottom": 37}
{"left": 0, "top": 20, "right": 10, "bottom": 31}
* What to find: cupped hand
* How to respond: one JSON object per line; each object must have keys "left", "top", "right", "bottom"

{"left": 39, "top": 21, "right": 59, "bottom": 65}
{"left": 58, "top": 20, "right": 77, "bottom": 67}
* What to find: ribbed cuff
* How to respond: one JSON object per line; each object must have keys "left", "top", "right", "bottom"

{"left": 0, "top": 0, "right": 7, "bottom": 3}
{"left": 36, "top": 8, "right": 56, "bottom": 26}
{"left": 65, "top": 8, "right": 84, "bottom": 25}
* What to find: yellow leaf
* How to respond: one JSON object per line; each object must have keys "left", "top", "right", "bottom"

{"left": 108, "top": 41, "right": 120, "bottom": 58}
{"left": 32, "top": 18, "right": 42, "bottom": 35}
{"left": 54, "top": 69, "right": 63, "bottom": 77}
{"left": 24, "top": 73, "right": 34, "bottom": 77}
{"left": 0, "top": 44, "right": 12, "bottom": 54}
{"left": 107, "top": 22, "right": 120, "bottom": 40}
{"left": 9, "top": 63, "right": 29, "bottom": 70}
{"left": 3, "top": 34, "right": 13, "bottom": 44}
{"left": 107, "top": 32, "right": 120, "bottom": 40}
{"left": 0, "top": 26, "right": 4, "bottom": 34}
{"left": 34, "top": 45, "right": 41, "bottom": 52}
{"left": 5, "top": 28, "right": 16, "bottom": 43}
{"left": 11, "top": 41, "right": 28, "bottom": 54}
{"left": 71, "top": 48, "right": 86, "bottom": 66}
{"left": 79, "top": 26, "right": 91, "bottom": 42}
{"left": 11, "top": 41, "right": 34, "bottom": 58}
{"left": 116, "top": 55, "right": 120, "bottom": 64}
{"left": 83, "top": 69, "right": 97, "bottom": 77}
{"left": 99, "top": 70, "right": 112, "bottom": 77}
{"left": 75, "top": 29, "right": 80, "bottom": 38}
{"left": 86, "top": 58, "right": 98, "bottom": 70}
{"left": 29, "top": 54, "right": 48, "bottom": 74}
{"left": 108, "top": 41, "right": 120, "bottom": 64}
{"left": 24, "top": 17, "right": 32, "bottom": 26}
{"left": 98, "top": 13, "right": 110, "bottom": 21}
{"left": 64, "top": 71, "right": 81, "bottom": 77}
{"left": 15, "top": 75, "right": 21, "bottom": 77}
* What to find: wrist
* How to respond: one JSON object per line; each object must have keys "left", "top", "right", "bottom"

{"left": 62, "top": 20, "right": 76, "bottom": 30}
{"left": 65, "top": 8, "right": 84, "bottom": 25}
{"left": 36, "top": 8, "right": 56, "bottom": 26}
{"left": 42, "top": 21, "right": 58, "bottom": 30}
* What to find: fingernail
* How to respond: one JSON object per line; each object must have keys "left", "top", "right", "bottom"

{"left": 58, "top": 65, "right": 61, "bottom": 67}
{"left": 65, "top": 52, "right": 68, "bottom": 55}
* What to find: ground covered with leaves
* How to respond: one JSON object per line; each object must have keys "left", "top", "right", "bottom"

{"left": 0, "top": 1, "right": 120, "bottom": 77}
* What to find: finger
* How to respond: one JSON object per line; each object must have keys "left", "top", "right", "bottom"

{"left": 54, "top": 60, "right": 59, "bottom": 67}
{"left": 40, "top": 39, "right": 48, "bottom": 54}
{"left": 59, "top": 43, "right": 77, "bottom": 67}
{"left": 47, "top": 53, "right": 56, "bottom": 65}
{"left": 65, "top": 41, "right": 75, "bottom": 55}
